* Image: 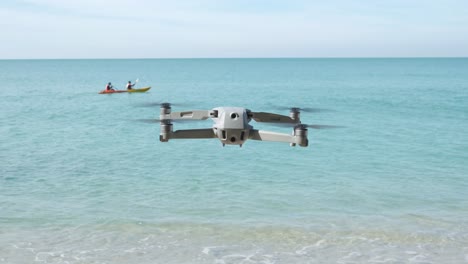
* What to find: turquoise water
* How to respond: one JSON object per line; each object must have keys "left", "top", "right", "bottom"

{"left": 1, "top": 58, "right": 467, "bottom": 263}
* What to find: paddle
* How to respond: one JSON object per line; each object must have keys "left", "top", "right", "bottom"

{"left": 131, "top": 78, "right": 139, "bottom": 89}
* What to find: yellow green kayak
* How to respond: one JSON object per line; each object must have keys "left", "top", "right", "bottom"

{"left": 128, "top": 87, "right": 151, "bottom": 93}
{"left": 99, "top": 87, "right": 151, "bottom": 94}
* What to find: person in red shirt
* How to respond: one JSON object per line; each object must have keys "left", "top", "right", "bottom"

{"left": 105, "top": 82, "right": 114, "bottom": 91}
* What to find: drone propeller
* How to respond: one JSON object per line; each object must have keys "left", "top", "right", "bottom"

{"left": 271, "top": 105, "right": 332, "bottom": 113}
{"left": 294, "top": 107, "right": 331, "bottom": 113}
{"left": 133, "top": 118, "right": 199, "bottom": 124}
{"left": 263, "top": 122, "right": 343, "bottom": 129}
{"left": 295, "top": 124, "right": 344, "bottom": 129}
{"left": 134, "top": 118, "right": 161, "bottom": 124}
{"left": 134, "top": 101, "right": 194, "bottom": 108}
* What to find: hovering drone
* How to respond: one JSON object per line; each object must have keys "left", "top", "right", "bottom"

{"left": 153, "top": 103, "right": 337, "bottom": 147}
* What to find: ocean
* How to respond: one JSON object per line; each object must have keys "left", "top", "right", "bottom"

{"left": 0, "top": 58, "right": 467, "bottom": 263}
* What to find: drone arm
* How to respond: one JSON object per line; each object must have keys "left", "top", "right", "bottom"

{"left": 249, "top": 129, "right": 308, "bottom": 147}
{"left": 249, "top": 129, "right": 294, "bottom": 143}
{"left": 250, "top": 112, "right": 297, "bottom": 123}
{"left": 170, "top": 128, "right": 216, "bottom": 139}
{"left": 161, "top": 110, "right": 213, "bottom": 121}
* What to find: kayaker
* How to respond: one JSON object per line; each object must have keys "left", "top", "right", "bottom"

{"left": 105, "top": 82, "right": 114, "bottom": 91}
{"left": 126, "top": 81, "right": 134, "bottom": 90}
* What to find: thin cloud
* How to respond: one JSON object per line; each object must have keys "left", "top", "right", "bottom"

{"left": 1, "top": 0, "right": 467, "bottom": 58}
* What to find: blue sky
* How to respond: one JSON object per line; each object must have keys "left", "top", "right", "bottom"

{"left": 1, "top": 0, "right": 467, "bottom": 59}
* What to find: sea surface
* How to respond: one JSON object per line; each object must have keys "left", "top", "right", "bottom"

{"left": 1, "top": 58, "right": 467, "bottom": 263}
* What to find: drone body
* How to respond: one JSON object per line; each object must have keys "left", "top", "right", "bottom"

{"left": 159, "top": 103, "right": 310, "bottom": 147}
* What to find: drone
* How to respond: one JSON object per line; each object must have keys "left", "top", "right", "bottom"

{"left": 150, "top": 103, "right": 338, "bottom": 147}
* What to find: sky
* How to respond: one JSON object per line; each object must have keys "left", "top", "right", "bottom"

{"left": 1, "top": 0, "right": 468, "bottom": 59}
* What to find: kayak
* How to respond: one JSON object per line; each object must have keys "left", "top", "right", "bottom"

{"left": 128, "top": 87, "right": 151, "bottom": 93}
{"left": 99, "top": 87, "right": 151, "bottom": 94}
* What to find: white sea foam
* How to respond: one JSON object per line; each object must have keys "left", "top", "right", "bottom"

{"left": 2, "top": 220, "right": 468, "bottom": 263}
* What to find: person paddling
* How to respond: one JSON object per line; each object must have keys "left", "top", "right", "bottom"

{"left": 105, "top": 82, "right": 114, "bottom": 91}
{"left": 126, "top": 81, "right": 135, "bottom": 90}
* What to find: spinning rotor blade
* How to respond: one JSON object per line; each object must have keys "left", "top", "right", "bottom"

{"left": 297, "top": 124, "right": 344, "bottom": 129}
{"left": 134, "top": 118, "right": 159, "bottom": 124}
{"left": 296, "top": 107, "right": 331, "bottom": 113}
{"left": 134, "top": 101, "right": 194, "bottom": 108}
{"left": 250, "top": 112, "right": 297, "bottom": 124}
{"left": 271, "top": 105, "right": 331, "bottom": 113}
{"left": 133, "top": 118, "right": 199, "bottom": 124}
{"left": 263, "top": 122, "right": 343, "bottom": 129}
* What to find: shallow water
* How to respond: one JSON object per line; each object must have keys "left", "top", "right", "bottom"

{"left": 1, "top": 58, "right": 468, "bottom": 263}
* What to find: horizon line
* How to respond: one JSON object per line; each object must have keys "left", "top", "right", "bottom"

{"left": 1, "top": 56, "right": 468, "bottom": 61}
